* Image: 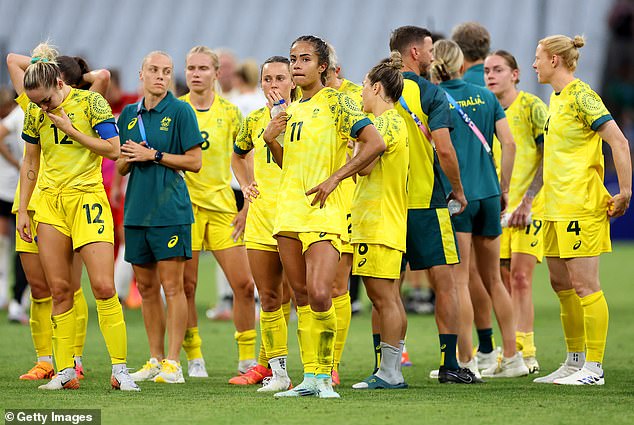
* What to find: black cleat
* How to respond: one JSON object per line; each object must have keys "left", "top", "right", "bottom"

{"left": 438, "top": 367, "right": 485, "bottom": 384}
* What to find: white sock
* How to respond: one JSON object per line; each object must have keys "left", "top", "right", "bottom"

{"left": 0, "top": 235, "right": 9, "bottom": 306}
{"left": 74, "top": 356, "right": 82, "bottom": 367}
{"left": 59, "top": 367, "right": 76, "bottom": 380}
{"left": 585, "top": 361, "right": 603, "bottom": 375}
{"left": 269, "top": 356, "right": 289, "bottom": 378}
{"left": 376, "top": 342, "right": 402, "bottom": 385}
{"left": 38, "top": 356, "right": 53, "bottom": 364}
{"left": 567, "top": 352, "right": 585, "bottom": 368}
{"left": 112, "top": 363, "right": 127, "bottom": 374}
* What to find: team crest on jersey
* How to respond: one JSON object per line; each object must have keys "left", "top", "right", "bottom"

{"left": 312, "top": 108, "right": 320, "bottom": 118}
{"left": 128, "top": 118, "right": 138, "bottom": 130}
{"left": 217, "top": 118, "right": 223, "bottom": 126}
{"left": 160, "top": 117, "right": 172, "bottom": 131}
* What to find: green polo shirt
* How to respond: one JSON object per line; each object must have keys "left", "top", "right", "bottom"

{"left": 438, "top": 79, "right": 505, "bottom": 201}
{"left": 462, "top": 63, "right": 485, "bottom": 87}
{"left": 117, "top": 92, "right": 203, "bottom": 226}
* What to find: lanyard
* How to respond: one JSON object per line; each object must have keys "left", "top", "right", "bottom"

{"left": 443, "top": 91, "right": 491, "bottom": 155}
{"left": 136, "top": 100, "right": 152, "bottom": 149}
{"left": 398, "top": 97, "right": 434, "bottom": 147}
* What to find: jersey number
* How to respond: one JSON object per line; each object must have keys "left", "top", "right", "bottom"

{"left": 524, "top": 219, "right": 543, "bottom": 236}
{"left": 290, "top": 121, "right": 303, "bottom": 142}
{"left": 544, "top": 116, "right": 550, "bottom": 135}
{"left": 264, "top": 144, "right": 276, "bottom": 164}
{"left": 83, "top": 203, "right": 104, "bottom": 224}
{"left": 200, "top": 131, "right": 210, "bottom": 150}
{"left": 51, "top": 125, "right": 72, "bottom": 144}
{"left": 566, "top": 220, "right": 581, "bottom": 236}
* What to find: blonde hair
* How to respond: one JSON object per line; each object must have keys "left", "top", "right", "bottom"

{"left": 187, "top": 45, "right": 219, "bottom": 71}
{"left": 327, "top": 42, "right": 339, "bottom": 71}
{"left": 367, "top": 50, "right": 404, "bottom": 102}
{"left": 141, "top": 50, "right": 173, "bottom": 70}
{"left": 430, "top": 39, "right": 464, "bottom": 82}
{"left": 24, "top": 41, "right": 61, "bottom": 90}
{"left": 539, "top": 34, "right": 585, "bottom": 72}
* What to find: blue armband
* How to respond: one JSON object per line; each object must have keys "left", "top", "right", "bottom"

{"left": 94, "top": 121, "right": 119, "bottom": 139}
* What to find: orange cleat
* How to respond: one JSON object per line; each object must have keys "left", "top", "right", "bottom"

{"left": 228, "top": 364, "right": 271, "bottom": 385}
{"left": 401, "top": 350, "right": 412, "bottom": 367}
{"left": 75, "top": 364, "right": 85, "bottom": 380}
{"left": 19, "top": 361, "right": 55, "bottom": 380}
{"left": 331, "top": 370, "right": 340, "bottom": 386}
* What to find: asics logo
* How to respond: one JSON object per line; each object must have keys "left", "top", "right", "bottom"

{"left": 168, "top": 235, "right": 179, "bottom": 248}
{"left": 530, "top": 240, "right": 538, "bottom": 247}
{"left": 440, "top": 344, "right": 447, "bottom": 350}
{"left": 98, "top": 225, "right": 105, "bottom": 234}
{"left": 319, "top": 232, "right": 327, "bottom": 238}
{"left": 358, "top": 259, "right": 367, "bottom": 267}
{"left": 128, "top": 118, "right": 138, "bottom": 130}
{"left": 573, "top": 240, "right": 582, "bottom": 250}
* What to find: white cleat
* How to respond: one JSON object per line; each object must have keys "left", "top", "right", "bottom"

{"left": 274, "top": 376, "right": 317, "bottom": 397}
{"left": 38, "top": 368, "right": 80, "bottom": 390}
{"left": 533, "top": 363, "right": 581, "bottom": 384}
{"left": 524, "top": 356, "right": 540, "bottom": 374}
{"left": 482, "top": 353, "right": 529, "bottom": 378}
{"left": 476, "top": 348, "right": 500, "bottom": 371}
{"left": 429, "top": 369, "right": 439, "bottom": 379}
{"left": 458, "top": 357, "right": 482, "bottom": 379}
{"left": 315, "top": 376, "right": 341, "bottom": 399}
{"left": 111, "top": 369, "right": 140, "bottom": 392}
{"left": 553, "top": 366, "right": 604, "bottom": 386}
{"left": 258, "top": 375, "right": 292, "bottom": 392}
{"left": 187, "top": 358, "right": 208, "bottom": 378}
{"left": 153, "top": 359, "right": 185, "bottom": 384}
{"left": 129, "top": 358, "right": 161, "bottom": 382}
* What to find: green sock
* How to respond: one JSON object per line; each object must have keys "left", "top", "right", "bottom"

{"left": 439, "top": 334, "right": 459, "bottom": 370}
{"left": 372, "top": 333, "right": 381, "bottom": 374}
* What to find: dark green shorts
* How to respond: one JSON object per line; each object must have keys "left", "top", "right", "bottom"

{"left": 403, "top": 208, "right": 460, "bottom": 271}
{"left": 124, "top": 224, "right": 192, "bottom": 264}
{"left": 451, "top": 195, "right": 502, "bottom": 237}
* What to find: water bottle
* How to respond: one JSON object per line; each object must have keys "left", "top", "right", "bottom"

{"left": 270, "top": 99, "right": 286, "bottom": 146}
{"left": 501, "top": 212, "right": 532, "bottom": 228}
{"left": 447, "top": 199, "right": 461, "bottom": 216}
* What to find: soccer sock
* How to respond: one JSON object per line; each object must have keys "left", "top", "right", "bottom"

{"left": 282, "top": 301, "right": 291, "bottom": 324}
{"left": 257, "top": 343, "right": 268, "bottom": 368}
{"left": 73, "top": 288, "right": 88, "bottom": 358}
{"left": 580, "top": 290, "right": 609, "bottom": 364}
{"left": 51, "top": 307, "right": 77, "bottom": 371}
{"left": 234, "top": 329, "right": 257, "bottom": 362}
{"left": 332, "top": 292, "right": 351, "bottom": 373}
{"left": 269, "top": 356, "right": 289, "bottom": 378}
{"left": 477, "top": 328, "right": 494, "bottom": 354}
{"left": 567, "top": 351, "right": 585, "bottom": 368}
{"left": 0, "top": 235, "right": 8, "bottom": 304}
{"left": 30, "top": 296, "right": 53, "bottom": 359}
{"left": 297, "top": 305, "right": 317, "bottom": 374}
{"left": 96, "top": 295, "right": 127, "bottom": 364}
{"left": 557, "top": 289, "right": 586, "bottom": 353}
{"left": 312, "top": 305, "right": 337, "bottom": 376}
{"left": 260, "top": 307, "right": 288, "bottom": 360}
{"left": 372, "top": 333, "right": 381, "bottom": 374}
{"left": 439, "top": 334, "right": 460, "bottom": 370}
{"left": 522, "top": 332, "right": 537, "bottom": 358}
{"left": 182, "top": 327, "right": 203, "bottom": 361}
{"left": 376, "top": 342, "right": 401, "bottom": 384}
{"left": 516, "top": 331, "right": 526, "bottom": 352}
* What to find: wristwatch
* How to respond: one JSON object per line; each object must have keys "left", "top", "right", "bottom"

{"left": 154, "top": 150, "right": 164, "bottom": 163}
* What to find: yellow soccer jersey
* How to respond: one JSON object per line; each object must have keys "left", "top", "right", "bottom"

{"left": 181, "top": 93, "right": 243, "bottom": 213}
{"left": 273, "top": 87, "right": 372, "bottom": 236}
{"left": 21, "top": 88, "right": 114, "bottom": 191}
{"left": 351, "top": 109, "right": 409, "bottom": 251}
{"left": 234, "top": 106, "right": 281, "bottom": 245}
{"left": 543, "top": 79, "right": 612, "bottom": 220}
{"left": 12, "top": 93, "right": 41, "bottom": 213}
{"left": 506, "top": 91, "right": 547, "bottom": 215}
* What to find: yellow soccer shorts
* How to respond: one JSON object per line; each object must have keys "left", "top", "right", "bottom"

{"left": 543, "top": 216, "right": 611, "bottom": 258}
{"left": 341, "top": 212, "right": 353, "bottom": 254}
{"left": 245, "top": 241, "right": 278, "bottom": 253}
{"left": 500, "top": 217, "right": 544, "bottom": 262}
{"left": 276, "top": 231, "right": 342, "bottom": 256}
{"left": 192, "top": 205, "right": 244, "bottom": 252}
{"left": 244, "top": 203, "right": 277, "bottom": 250}
{"left": 352, "top": 243, "right": 402, "bottom": 279}
{"left": 35, "top": 190, "right": 114, "bottom": 250}
{"left": 15, "top": 211, "right": 39, "bottom": 254}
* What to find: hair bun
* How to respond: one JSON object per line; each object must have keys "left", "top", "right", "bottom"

{"left": 388, "top": 50, "right": 403, "bottom": 70}
{"left": 572, "top": 35, "right": 585, "bottom": 49}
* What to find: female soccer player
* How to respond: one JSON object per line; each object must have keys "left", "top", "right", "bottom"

{"left": 178, "top": 46, "right": 257, "bottom": 380}
{"left": 117, "top": 51, "right": 202, "bottom": 384}
{"left": 484, "top": 50, "right": 548, "bottom": 374}
{"left": 348, "top": 52, "right": 409, "bottom": 390}
{"left": 268, "top": 35, "right": 385, "bottom": 399}
{"left": 17, "top": 42, "right": 137, "bottom": 391}
{"left": 430, "top": 39, "right": 527, "bottom": 378}
{"left": 232, "top": 55, "right": 298, "bottom": 391}
{"left": 532, "top": 35, "right": 631, "bottom": 385}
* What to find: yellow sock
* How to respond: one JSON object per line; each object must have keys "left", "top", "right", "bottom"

{"left": 96, "top": 295, "right": 127, "bottom": 364}
{"left": 580, "top": 290, "right": 609, "bottom": 363}
{"left": 282, "top": 301, "right": 291, "bottom": 324}
{"left": 312, "top": 305, "right": 337, "bottom": 376}
{"left": 332, "top": 292, "right": 351, "bottom": 372}
{"left": 30, "top": 296, "right": 53, "bottom": 358}
{"left": 51, "top": 307, "right": 77, "bottom": 371}
{"left": 522, "top": 332, "right": 537, "bottom": 357}
{"left": 516, "top": 331, "right": 526, "bottom": 352}
{"left": 296, "top": 305, "right": 316, "bottom": 375}
{"left": 257, "top": 342, "right": 268, "bottom": 368}
{"left": 260, "top": 307, "right": 288, "bottom": 360}
{"left": 234, "top": 329, "right": 257, "bottom": 362}
{"left": 557, "top": 289, "right": 585, "bottom": 353}
{"left": 73, "top": 288, "right": 88, "bottom": 357}
{"left": 182, "top": 327, "right": 203, "bottom": 361}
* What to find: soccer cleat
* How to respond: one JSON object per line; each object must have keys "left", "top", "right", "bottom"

{"left": 458, "top": 357, "right": 482, "bottom": 379}
{"left": 438, "top": 367, "right": 485, "bottom": 384}
{"left": 20, "top": 362, "right": 54, "bottom": 380}
{"left": 153, "top": 359, "right": 185, "bottom": 384}
{"left": 129, "top": 358, "right": 161, "bottom": 382}
{"left": 533, "top": 363, "right": 580, "bottom": 384}
{"left": 429, "top": 369, "right": 439, "bottom": 379}
{"left": 238, "top": 359, "right": 258, "bottom": 374}
{"left": 482, "top": 353, "right": 530, "bottom": 378}
{"left": 187, "top": 358, "right": 208, "bottom": 378}
{"left": 274, "top": 376, "right": 317, "bottom": 397}
{"left": 401, "top": 350, "right": 412, "bottom": 367}
{"left": 75, "top": 363, "right": 85, "bottom": 380}
{"left": 476, "top": 348, "right": 500, "bottom": 370}
{"left": 258, "top": 374, "right": 292, "bottom": 392}
{"left": 351, "top": 374, "right": 408, "bottom": 390}
{"left": 524, "top": 356, "right": 540, "bottom": 374}
{"left": 229, "top": 364, "right": 271, "bottom": 385}
{"left": 111, "top": 369, "right": 141, "bottom": 391}
{"left": 315, "top": 376, "right": 341, "bottom": 398}
{"left": 331, "top": 370, "right": 340, "bottom": 386}
{"left": 553, "top": 366, "right": 604, "bottom": 386}
{"left": 38, "top": 369, "right": 80, "bottom": 390}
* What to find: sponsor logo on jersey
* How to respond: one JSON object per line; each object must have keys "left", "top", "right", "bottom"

{"left": 168, "top": 235, "right": 179, "bottom": 248}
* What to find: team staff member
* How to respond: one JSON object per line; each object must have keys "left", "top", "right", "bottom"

{"left": 117, "top": 51, "right": 202, "bottom": 384}
{"left": 17, "top": 42, "right": 137, "bottom": 391}
{"left": 532, "top": 35, "right": 631, "bottom": 385}
{"left": 485, "top": 50, "right": 548, "bottom": 374}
